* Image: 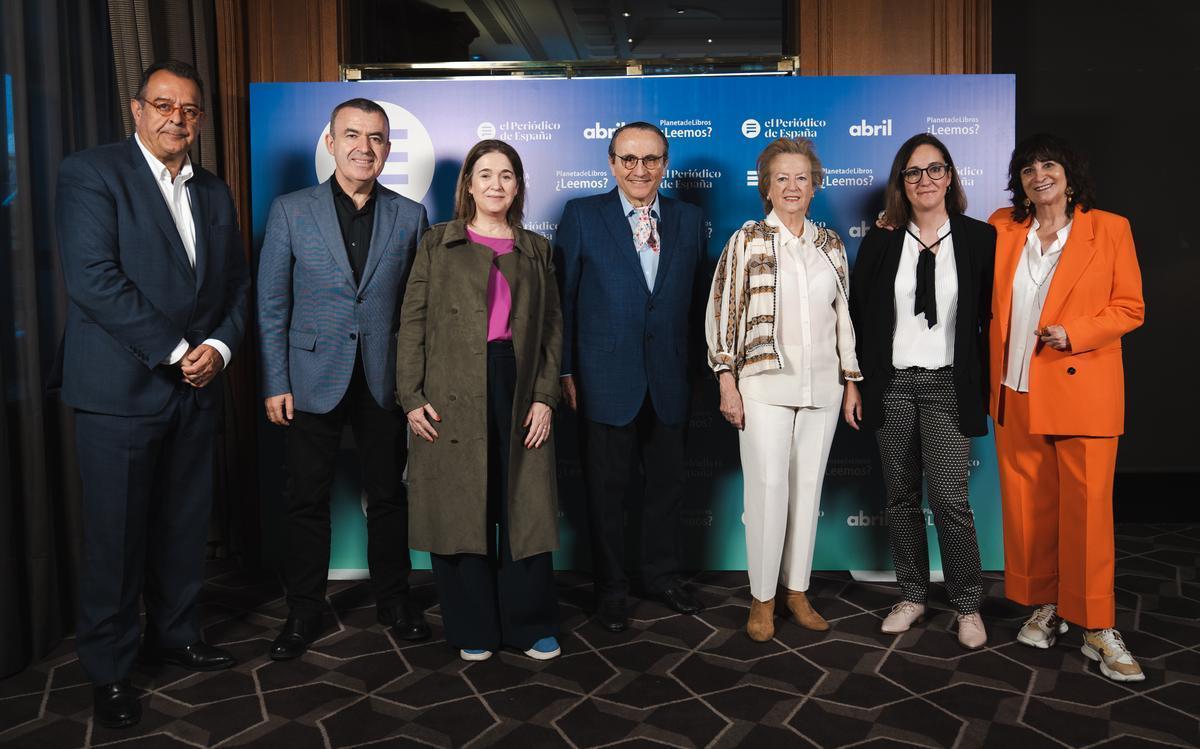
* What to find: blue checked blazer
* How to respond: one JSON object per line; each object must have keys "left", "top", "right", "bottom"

{"left": 257, "top": 180, "right": 428, "bottom": 414}
{"left": 555, "top": 188, "right": 706, "bottom": 427}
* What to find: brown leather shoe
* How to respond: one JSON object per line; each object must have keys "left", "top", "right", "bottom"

{"left": 746, "top": 597, "right": 775, "bottom": 642}
{"left": 785, "top": 589, "right": 829, "bottom": 631}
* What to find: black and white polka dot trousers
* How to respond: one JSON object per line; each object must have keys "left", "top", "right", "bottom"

{"left": 875, "top": 367, "right": 983, "bottom": 614}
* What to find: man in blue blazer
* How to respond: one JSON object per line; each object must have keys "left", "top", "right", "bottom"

{"left": 54, "top": 61, "right": 250, "bottom": 728}
{"left": 257, "top": 98, "right": 430, "bottom": 659}
{"left": 556, "top": 122, "right": 707, "bottom": 632}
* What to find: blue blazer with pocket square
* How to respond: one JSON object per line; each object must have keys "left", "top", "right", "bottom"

{"left": 257, "top": 180, "right": 428, "bottom": 414}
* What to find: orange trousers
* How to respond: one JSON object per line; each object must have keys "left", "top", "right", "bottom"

{"left": 994, "top": 387, "right": 1117, "bottom": 629}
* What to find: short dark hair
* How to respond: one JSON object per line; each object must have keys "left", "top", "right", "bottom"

{"left": 329, "top": 98, "right": 390, "bottom": 136}
{"left": 607, "top": 121, "right": 669, "bottom": 162}
{"left": 1005, "top": 132, "right": 1095, "bottom": 222}
{"left": 454, "top": 139, "right": 526, "bottom": 228}
{"left": 135, "top": 60, "right": 204, "bottom": 101}
{"left": 882, "top": 133, "right": 967, "bottom": 229}
{"left": 755, "top": 137, "right": 824, "bottom": 214}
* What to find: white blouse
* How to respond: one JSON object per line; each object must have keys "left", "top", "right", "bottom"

{"left": 1003, "top": 218, "right": 1073, "bottom": 392}
{"left": 739, "top": 212, "right": 845, "bottom": 408}
{"left": 892, "top": 220, "right": 958, "bottom": 369}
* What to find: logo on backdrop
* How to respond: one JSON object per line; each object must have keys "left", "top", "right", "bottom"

{"left": 822, "top": 167, "right": 876, "bottom": 188}
{"left": 751, "top": 117, "right": 826, "bottom": 139}
{"left": 955, "top": 164, "right": 983, "bottom": 187}
{"left": 659, "top": 118, "right": 713, "bottom": 139}
{"left": 926, "top": 115, "right": 981, "bottom": 136}
{"left": 492, "top": 119, "right": 561, "bottom": 142}
{"left": 741, "top": 119, "right": 762, "bottom": 138}
{"left": 745, "top": 169, "right": 758, "bottom": 187}
{"left": 477, "top": 122, "right": 497, "bottom": 139}
{"left": 848, "top": 118, "right": 893, "bottom": 137}
{"left": 583, "top": 121, "right": 626, "bottom": 140}
{"left": 315, "top": 100, "right": 436, "bottom": 203}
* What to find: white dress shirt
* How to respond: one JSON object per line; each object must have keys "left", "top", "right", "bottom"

{"left": 892, "top": 220, "right": 958, "bottom": 369}
{"left": 1003, "top": 218, "right": 1073, "bottom": 392}
{"left": 739, "top": 212, "right": 843, "bottom": 408}
{"left": 134, "top": 133, "right": 232, "bottom": 368}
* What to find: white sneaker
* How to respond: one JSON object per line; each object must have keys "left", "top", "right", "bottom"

{"left": 460, "top": 649, "right": 492, "bottom": 661}
{"left": 1017, "top": 604, "right": 1068, "bottom": 649}
{"left": 881, "top": 601, "right": 926, "bottom": 634}
{"left": 1081, "top": 629, "right": 1145, "bottom": 682}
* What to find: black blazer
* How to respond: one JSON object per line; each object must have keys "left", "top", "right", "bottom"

{"left": 848, "top": 214, "right": 996, "bottom": 437}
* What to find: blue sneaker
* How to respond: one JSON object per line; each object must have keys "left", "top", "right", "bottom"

{"left": 460, "top": 648, "right": 492, "bottom": 661}
{"left": 524, "top": 636, "right": 561, "bottom": 660}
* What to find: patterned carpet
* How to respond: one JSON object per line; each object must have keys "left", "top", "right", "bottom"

{"left": 2, "top": 524, "right": 1198, "bottom": 748}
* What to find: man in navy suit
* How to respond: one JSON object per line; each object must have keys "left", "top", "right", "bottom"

{"left": 55, "top": 60, "right": 250, "bottom": 728}
{"left": 257, "top": 98, "right": 430, "bottom": 659}
{"left": 556, "top": 122, "right": 706, "bottom": 632}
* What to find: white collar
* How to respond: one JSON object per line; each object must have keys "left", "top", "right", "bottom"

{"left": 134, "top": 132, "right": 193, "bottom": 185}
{"left": 765, "top": 209, "right": 814, "bottom": 244}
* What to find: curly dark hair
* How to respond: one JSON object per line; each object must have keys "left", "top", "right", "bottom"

{"left": 1005, "top": 132, "right": 1096, "bottom": 222}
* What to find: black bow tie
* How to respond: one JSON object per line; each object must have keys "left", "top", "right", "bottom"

{"left": 907, "top": 228, "right": 950, "bottom": 328}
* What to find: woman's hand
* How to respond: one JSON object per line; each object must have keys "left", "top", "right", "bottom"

{"left": 874, "top": 210, "right": 897, "bottom": 231}
{"left": 523, "top": 402, "right": 553, "bottom": 448}
{"left": 717, "top": 372, "right": 745, "bottom": 430}
{"left": 842, "top": 381, "right": 862, "bottom": 430}
{"left": 1036, "top": 324, "right": 1072, "bottom": 352}
{"left": 407, "top": 403, "right": 441, "bottom": 442}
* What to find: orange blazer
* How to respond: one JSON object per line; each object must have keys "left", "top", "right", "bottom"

{"left": 988, "top": 207, "right": 1144, "bottom": 437}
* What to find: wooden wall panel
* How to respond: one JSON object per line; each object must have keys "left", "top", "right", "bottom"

{"left": 794, "top": 0, "right": 991, "bottom": 75}
{"left": 246, "top": 0, "right": 341, "bottom": 83}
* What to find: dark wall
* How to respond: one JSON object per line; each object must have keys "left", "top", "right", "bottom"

{"left": 993, "top": 2, "right": 1200, "bottom": 477}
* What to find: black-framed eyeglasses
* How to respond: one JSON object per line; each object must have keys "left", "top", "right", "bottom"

{"left": 138, "top": 97, "right": 203, "bottom": 122}
{"left": 901, "top": 163, "right": 950, "bottom": 183}
{"left": 614, "top": 153, "right": 665, "bottom": 171}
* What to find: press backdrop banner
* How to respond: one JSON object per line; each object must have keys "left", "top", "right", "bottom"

{"left": 250, "top": 74, "right": 1015, "bottom": 576}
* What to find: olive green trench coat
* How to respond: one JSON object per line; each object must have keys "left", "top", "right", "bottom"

{"left": 395, "top": 220, "right": 562, "bottom": 560}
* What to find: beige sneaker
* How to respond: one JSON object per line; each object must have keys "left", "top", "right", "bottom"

{"left": 1081, "top": 629, "right": 1145, "bottom": 682}
{"left": 957, "top": 612, "right": 987, "bottom": 649}
{"left": 881, "top": 601, "right": 926, "bottom": 634}
{"left": 1017, "top": 604, "right": 1068, "bottom": 649}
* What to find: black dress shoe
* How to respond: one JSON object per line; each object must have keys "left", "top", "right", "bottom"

{"left": 378, "top": 600, "right": 431, "bottom": 642}
{"left": 269, "top": 614, "right": 323, "bottom": 661}
{"left": 152, "top": 641, "right": 235, "bottom": 671}
{"left": 660, "top": 584, "right": 703, "bottom": 615}
{"left": 93, "top": 680, "right": 141, "bottom": 729}
{"left": 596, "top": 598, "right": 628, "bottom": 633}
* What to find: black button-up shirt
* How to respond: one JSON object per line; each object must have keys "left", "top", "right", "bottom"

{"left": 331, "top": 177, "right": 377, "bottom": 284}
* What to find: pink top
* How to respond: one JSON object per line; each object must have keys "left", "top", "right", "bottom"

{"left": 467, "top": 228, "right": 515, "bottom": 342}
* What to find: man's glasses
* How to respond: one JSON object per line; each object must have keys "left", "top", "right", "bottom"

{"left": 615, "top": 154, "right": 665, "bottom": 171}
{"left": 139, "top": 98, "right": 203, "bottom": 122}
{"left": 901, "top": 163, "right": 950, "bottom": 183}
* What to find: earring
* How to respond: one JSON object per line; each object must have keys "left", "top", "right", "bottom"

{"left": 1022, "top": 197, "right": 1031, "bottom": 208}
{"left": 1065, "top": 186, "right": 1075, "bottom": 203}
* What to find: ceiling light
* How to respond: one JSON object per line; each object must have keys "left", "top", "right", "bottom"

{"left": 707, "top": 38, "right": 713, "bottom": 43}
{"left": 676, "top": 8, "right": 685, "bottom": 13}
{"left": 622, "top": 11, "right": 630, "bottom": 17}
{"left": 627, "top": 37, "right": 633, "bottom": 43}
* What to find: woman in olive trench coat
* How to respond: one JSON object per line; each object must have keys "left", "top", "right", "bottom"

{"left": 395, "top": 140, "right": 563, "bottom": 661}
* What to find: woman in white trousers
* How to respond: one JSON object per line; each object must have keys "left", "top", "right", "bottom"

{"left": 705, "top": 137, "right": 862, "bottom": 641}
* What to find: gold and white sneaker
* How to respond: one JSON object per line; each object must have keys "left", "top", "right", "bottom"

{"left": 1017, "top": 604, "right": 1068, "bottom": 649}
{"left": 1081, "top": 629, "right": 1145, "bottom": 682}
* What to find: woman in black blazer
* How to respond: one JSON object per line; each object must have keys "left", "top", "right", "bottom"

{"left": 845, "top": 133, "right": 996, "bottom": 649}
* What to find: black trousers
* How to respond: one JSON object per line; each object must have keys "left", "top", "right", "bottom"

{"left": 581, "top": 395, "right": 686, "bottom": 600}
{"left": 875, "top": 367, "right": 983, "bottom": 614}
{"left": 285, "top": 355, "right": 411, "bottom": 619}
{"left": 74, "top": 383, "right": 214, "bottom": 685}
{"left": 431, "top": 341, "right": 558, "bottom": 650}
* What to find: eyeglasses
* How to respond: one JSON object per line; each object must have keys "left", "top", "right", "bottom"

{"left": 901, "top": 163, "right": 950, "bottom": 183}
{"left": 138, "top": 98, "right": 203, "bottom": 122}
{"left": 614, "top": 154, "right": 665, "bottom": 171}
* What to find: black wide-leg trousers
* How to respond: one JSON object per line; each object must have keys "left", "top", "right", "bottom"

{"left": 431, "top": 341, "right": 558, "bottom": 651}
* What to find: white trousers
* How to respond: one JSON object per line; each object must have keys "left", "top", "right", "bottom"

{"left": 739, "top": 395, "right": 840, "bottom": 601}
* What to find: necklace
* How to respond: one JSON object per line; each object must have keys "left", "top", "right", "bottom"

{"left": 1024, "top": 241, "right": 1062, "bottom": 290}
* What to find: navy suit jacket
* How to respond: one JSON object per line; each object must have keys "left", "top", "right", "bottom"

{"left": 256, "top": 180, "right": 427, "bottom": 414}
{"left": 556, "top": 188, "right": 706, "bottom": 427}
{"left": 54, "top": 138, "right": 250, "bottom": 416}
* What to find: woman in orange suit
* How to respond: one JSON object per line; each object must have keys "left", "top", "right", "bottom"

{"left": 989, "top": 133, "right": 1145, "bottom": 682}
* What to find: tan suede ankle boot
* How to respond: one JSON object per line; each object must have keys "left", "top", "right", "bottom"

{"left": 785, "top": 589, "right": 829, "bottom": 631}
{"left": 746, "top": 597, "right": 775, "bottom": 642}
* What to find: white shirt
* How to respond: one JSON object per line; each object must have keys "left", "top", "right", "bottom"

{"left": 1003, "top": 218, "right": 1073, "bottom": 392}
{"left": 739, "top": 212, "right": 843, "bottom": 408}
{"left": 892, "top": 220, "right": 958, "bottom": 369}
{"left": 134, "top": 133, "right": 232, "bottom": 368}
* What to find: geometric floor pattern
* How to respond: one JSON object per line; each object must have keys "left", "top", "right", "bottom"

{"left": 2, "top": 523, "right": 1198, "bottom": 748}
